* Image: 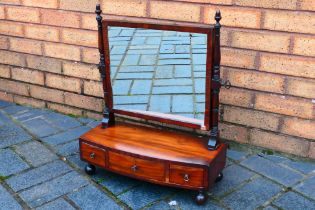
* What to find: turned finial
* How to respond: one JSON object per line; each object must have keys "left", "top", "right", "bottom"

{"left": 95, "top": 3, "right": 102, "bottom": 16}
{"left": 215, "top": 10, "right": 221, "bottom": 28}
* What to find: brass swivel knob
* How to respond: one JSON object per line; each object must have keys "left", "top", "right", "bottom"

{"left": 89, "top": 153, "right": 95, "bottom": 159}
{"left": 183, "top": 174, "right": 190, "bottom": 182}
{"left": 131, "top": 165, "right": 137, "bottom": 172}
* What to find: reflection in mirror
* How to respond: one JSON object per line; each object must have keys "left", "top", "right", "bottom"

{"left": 109, "top": 27, "right": 207, "bottom": 122}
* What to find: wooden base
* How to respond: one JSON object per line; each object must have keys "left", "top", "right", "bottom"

{"left": 79, "top": 122, "right": 227, "bottom": 204}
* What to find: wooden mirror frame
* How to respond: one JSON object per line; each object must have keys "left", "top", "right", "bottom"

{"left": 96, "top": 4, "right": 222, "bottom": 149}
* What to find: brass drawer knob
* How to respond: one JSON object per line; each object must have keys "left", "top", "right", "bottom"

{"left": 90, "top": 153, "right": 95, "bottom": 159}
{"left": 183, "top": 174, "right": 190, "bottom": 182}
{"left": 131, "top": 165, "right": 137, "bottom": 172}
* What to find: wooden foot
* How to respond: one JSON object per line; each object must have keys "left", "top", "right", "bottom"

{"left": 195, "top": 190, "right": 208, "bottom": 205}
{"left": 215, "top": 172, "right": 223, "bottom": 183}
{"left": 85, "top": 164, "right": 96, "bottom": 175}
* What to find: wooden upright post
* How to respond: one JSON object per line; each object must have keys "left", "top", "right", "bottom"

{"left": 208, "top": 11, "right": 221, "bottom": 150}
{"left": 96, "top": 4, "right": 114, "bottom": 128}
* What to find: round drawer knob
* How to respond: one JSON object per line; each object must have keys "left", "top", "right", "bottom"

{"left": 131, "top": 165, "right": 137, "bottom": 172}
{"left": 89, "top": 153, "right": 95, "bottom": 159}
{"left": 183, "top": 174, "right": 190, "bottom": 182}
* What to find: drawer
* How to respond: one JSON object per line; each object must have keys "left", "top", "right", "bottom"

{"left": 81, "top": 142, "right": 106, "bottom": 167}
{"left": 108, "top": 151, "right": 165, "bottom": 181}
{"left": 169, "top": 164, "right": 204, "bottom": 187}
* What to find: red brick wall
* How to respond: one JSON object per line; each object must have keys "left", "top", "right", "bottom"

{"left": 0, "top": 0, "right": 314, "bottom": 159}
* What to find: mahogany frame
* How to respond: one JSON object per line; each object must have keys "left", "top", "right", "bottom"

{"left": 95, "top": 5, "right": 222, "bottom": 150}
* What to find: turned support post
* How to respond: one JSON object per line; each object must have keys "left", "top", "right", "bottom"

{"left": 96, "top": 4, "right": 114, "bottom": 128}
{"left": 208, "top": 11, "right": 221, "bottom": 150}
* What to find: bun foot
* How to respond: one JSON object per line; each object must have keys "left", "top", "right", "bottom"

{"left": 85, "top": 164, "right": 96, "bottom": 175}
{"left": 195, "top": 190, "right": 208, "bottom": 205}
{"left": 215, "top": 172, "right": 223, "bottom": 183}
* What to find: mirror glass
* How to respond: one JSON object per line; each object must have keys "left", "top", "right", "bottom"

{"left": 109, "top": 27, "right": 207, "bottom": 123}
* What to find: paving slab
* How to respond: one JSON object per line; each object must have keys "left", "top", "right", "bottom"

{"left": 0, "top": 149, "right": 29, "bottom": 176}
{"left": 0, "top": 184, "right": 22, "bottom": 210}
{"left": 43, "top": 112, "right": 81, "bottom": 130}
{"left": 294, "top": 175, "right": 315, "bottom": 200}
{"left": 36, "top": 198, "right": 75, "bottom": 210}
{"left": 68, "top": 185, "right": 122, "bottom": 210}
{"left": 55, "top": 140, "right": 79, "bottom": 156}
{"left": 2, "top": 105, "right": 29, "bottom": 115}
{"left": 0, "top": 124, "right": 32, "bottom": 148}
{"left": 273, "top": 191, "right": 315, "bottom": 210}
{"left": 0, "top": 100, "right": 13, "bottom": 108}
{"left": 227, "top": 149, "right": 248, "bottom": 161}
{"left": 22, "top": 118, "right": 60, "bottom": 138}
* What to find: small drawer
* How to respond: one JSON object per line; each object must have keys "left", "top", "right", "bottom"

{"left": 108, "top": 151, "right": 165, "bottom": 181}
{"left": 169, "top": 164, "right": 204, "bottom": 187}
{"left": 81, "top": 142, "right": 106, "bottom": 167}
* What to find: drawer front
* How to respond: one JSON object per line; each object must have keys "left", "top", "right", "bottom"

{"left": 81, "top": 142, "right": 106, "bottom": 167}
{"left": 169, "top": 164, "right": 204, "bottom": 187}
{"left": 108, "top": 151, "right": 165, "bottom": 181}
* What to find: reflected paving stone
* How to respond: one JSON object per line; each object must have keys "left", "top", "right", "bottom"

{"left": 160, "top": 45, "right": 175, "bottom": 54}
{"left": 130, "top": 80, "right": 152, "bottom": 94}
{"left": 131, "top": 37, "right": 146, "bottom": 45}
{"left": 194, "top": 78, "right": 205, "bottom": 93}
{"left": 222, "top": 178, "right": 281, "bottom": 210}
{"left": 68, "top": 185, "right": 122, "bottom": 210}
{"left": 170, "top": 191, "right": 224, "bottom": 210}
{"left": 19, "top": 171, "right": 88, "bottom": 208}
{"left": 111, "top": 46, "right": 128, "bottom": 55}
{"left": 114, "top": 95, "right": 149, "bottom": 105}
{"left": 175, "top": 45, "right": 190, "bottom": 53}
{"left": 0, "top": 124, "right": 32, "bottom": 148}
{"left": 174, "top": 65, "right": 192, "bottom": 78}
{"left": 146, "top": 37, "right": 161, "bottom": 45}
{"left": 294, "top": 175, "right": 315, "bottom": 200}
{"left": 42, "top": 126, "right": 90, "bottom": 146}
{"left": 93, "top": 169, "right": 140, "bottom": 195}
{"left": 154, "top": 78, "right": 192, "bottom": 86}
{"left": 116, "top": 72, "right": 154, "bottom": 79}
{"left": 211, "top": 164, "right": 254, "bottom": 196}
{"left": 113, "top": 80, "right": 132, "bottom": 95}
{"left": 155, "top": 65, "right": 173, "bottom": 79}
{"left": 240, "top": 155, "right": 303, "bottom": 186}
{"left": 22, "top": 118, "right": 60, "bottom": 138}
{"left": 273, "top": 191, "right": 315, "bottom": 210}
{"left": 149, "top": 95, "right": 171, "bottom": 113}
{"left": 6, "top": 160, "right": 71, "bottom": 192}
{"left": 139, "top": 55, "right": 157, "bottom": 65}
{"left": 0, "top": 100, "right": 13, "bottom": 108}
{"left": 120, "top": 66, "right": 155, "bottom": 72}
{"left": 43, "top": 112, "right": 81, "bottom": 130}
{"left": 172, "top": 95, "right": 193, "bottom": 113}
{"left": 118, "top": 183, "right": 174, "bottom": 209}
{"left": 0, "top": 149, "right": 29, "bottom": 176}
{"left": 227, "top": 149, "right": 248, "bottom": 161}
{"left": 115, "top": 104, "right": 147, "bottom": 111}
{"left": 14, "top": 141, "right": 57, "bottom": 167}
{"left": 36, "top": 198, "right": 75, "bottom": 210}
{"left": 153, "top": 86, "right": 192, "bottom": 94}
{"left": 0, "top": 184, "right": 22, "bottom": 210}
{"left": 159, "top": 59, "right": 190, "bottom": 65}
{"left": 56, "top": 140, "right": 79, "bottom": 156}
{"left": 192, "top": 54, "right": 206, "bottom": 65}
{"left": 122, "top": 55, "right": 140, "bottom": 66}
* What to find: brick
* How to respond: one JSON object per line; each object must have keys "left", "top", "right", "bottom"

{"left": 260, "top": 53, "right": 315, "bottom": 79}
{"left": 0, "top": 50, "right": 25, "bottom": 67}
{"left": 221, "top": 48, "right": 256, "bottom": 69}
{"left": 82, "top": 47, "right": 99, "bottom": 64}
{"left": 310, "top": 142, "right": 315, "bottom": 159}
{"left": 0, "top": 5, "right": 4, "bottom": 19}
{"left": 25, "top": 24, "right": 59, "bottom": 42}
{"left": 0, "top": 91, "right": 13, "bottom": 102}
{"left": 13, "top": 95, "right": 45, "bottom": 108}
{"left": 81, "top": 14, "right": 97, "bottom": 30}
{"left": 204, "top": 6, "right": 261, "bottom": 29}
{"left": 9, "top": 37, "right": 42, "bottom": 55}
{"left": 22, "top": 0, "right": 58, "bottom": 8}
{"left": 0, "top": 21, "right": 24, "bottom": 36}
{"left": 0, "top": 0, "right": 20, "bottom": 4}
{"left": 293, "top": 36, "right": 315, "bottom": 57}
{"left": 220, "top": 87, "right": 254, "bottom": 108}
{"left": 224, "top": 106, "right": 280, "bottom": 131}
{"left": 41, "top": 10, "right": 80, "bottom": 28}
{"left": 64, "top": 92, "right": 103, "bottom": 111}
{"left": 46, "top": 74, "right": 81, "bottom": 93}
{"left": 0, "top": 36, "right": 8, "bottom": 49}
{"left": 63, "top": 62, "right": 100, "bottom": 81}
{"left": 286, "top": 77, "right": 315, "bottom": 99}
{"left": 264, "top": 11, "right": 315, "bottom": 34}
{"left": 178, "top": 0, "right": 232, "bottom": 4}
{"left": 83, "top": 80, "right": 103, "bottom": 97}
{"left": 255, "top": 93, "right": 313, "bottom": 119}
{"left": 6, "top": 6, "right": 40, "bottom": 23}
{"left": 225, "top": 68, "right": 285, "bottom": 93}
{"left": 26, "top": 55, "right": 62, "bottom": 73}
{"left": 62, "top": 29, "right": 98, "bottom": 47}
{"left": 44, "top": 43, "right": 81, "bottom": 61}
{"left": 11, "top": 67, "right": 44, "bottom": 85}
{"left": 85, "top": 111, "right": 102, "bottom": 119}
{"left": 150, "top": 1, "right": 200, "bottom": 22}
{"left": 47, "top": 103, "right": 82, "bottom": 116}
{"left": 0, "top": 64, "right": 10, "bottom": 78}
{"left": 219, "top": 122, "right": 249, "bottom": 143}
{"left": 282, "top": 117, "right": 315, "bottom": 140}
{"left": 60, "top": 0, "right": 99, "bottom": 12}
{"left": 30, "top": 85, "right": 64, "bottom": 103}
{"left": 231, "top": 30, "right": 290, "bottom": 53}
{"left": 250, "top": 129, "right": 310, "bottom": 157}
{"left": 103, "top": 0, "right": 147, "bottom": 17}
{"left": 234, "top": 0, "right": 297, "bottom": 10}
{"left": 0, "top": 79, "right": 29, "bottom": 96}
{"left": 300, "top": 0, "right": 315, "bottom": 11}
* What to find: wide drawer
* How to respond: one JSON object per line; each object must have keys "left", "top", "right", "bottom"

{"left": 81, "top": 142, "right": 106, "bottom": 167}
{"left": 108, "top": 151, "right": 165, "bottom": 181}
{"left": 169, "top": 164, "right": 204, "bottom": 187}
